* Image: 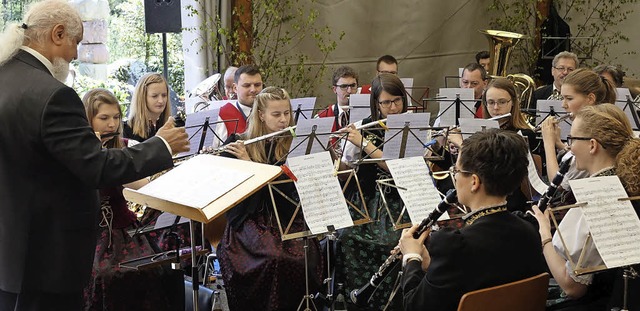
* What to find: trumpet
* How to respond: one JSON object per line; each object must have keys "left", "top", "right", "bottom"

{"left": 203, "top": 125, "right": 297, "bottom": 155}
{"left": 533, "top": 113, "right": 573, "bottom": 132}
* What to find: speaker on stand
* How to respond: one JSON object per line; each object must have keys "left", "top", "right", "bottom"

{"left": 144, "top": 0, "right": 182, "bottom": 81}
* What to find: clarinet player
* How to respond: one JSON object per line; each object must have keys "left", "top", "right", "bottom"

{"left": 398, "top": 129, "right": 546, "bottom": 311}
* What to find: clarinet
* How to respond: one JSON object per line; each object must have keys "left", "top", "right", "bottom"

{"left": 537, "top": 156, "right": 573, "bottom": 212}
{"left": 349, "top": 190, "right": 458, "bottom": 306}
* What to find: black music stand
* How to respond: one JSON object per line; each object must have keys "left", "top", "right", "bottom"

{"left": 176, "top": 109, "right": 239, "bottom": 158}
{"left": 434, "top": 94, "right": 477, "bottom": 127}
{"left": 616, "top": 95, "right": 640, "bottom": 131}
{"left": 267, "top": 135, "right": 372, "bottom": 310}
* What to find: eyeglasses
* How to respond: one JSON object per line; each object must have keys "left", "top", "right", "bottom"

{"left": 378, "top": 70, "right": 398, "bottom": 75}
{"left": 449, "top": 166, "right": 473, "bottom": 182}
{"left": 553, "top": 66, "right": 575, "bottom": 73}
{"left": 485, "top": 99, "right": 512, "bottom": 107}
{"left": 566, "top": 135, "right": 592, "bottom": 146}
{"left": 378, "top": 97, "right": 403, "bottom": 107}
{"left": 335, "top": 83, "right": 357, "bottom": 90}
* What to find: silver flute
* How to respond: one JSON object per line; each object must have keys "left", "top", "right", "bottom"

{"left": 203, "top": 125, "right": 297, "bottom": 154}
{"left": 534, "top": 113, "right": 573, "bottom": 132}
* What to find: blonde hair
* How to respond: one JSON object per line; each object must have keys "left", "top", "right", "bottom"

{"left": 617, "top": 139, "right": 640, "bottom": 196}
{"left": 241, "top": 87, "right": 294, "bottom": 164}
{"left": 573, "top": 104, "right": 633, "bottom": 159}
{"left": 563, "top": 68, "right": 616, "bottom": 105}
{"left": 482, "top": 78, "right": 532, "bottom": 130}
{"left": 127, "top": 73, "right": 171, "bottom": 139}
{"left": 0, "top": 0, "right": 82, "bottom": 65}
{"left": 82, "top": 88, "right": 124, "bottom": 149}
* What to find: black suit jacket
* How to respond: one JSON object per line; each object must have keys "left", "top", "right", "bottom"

{"left": 402, "top": 210, "right": 546, "bottom": 311}
{"left": 0, "top": 50, "right": 173, "bottom": 293}
{"left": 532, "top": 84, "right": 555, "bottom": 111}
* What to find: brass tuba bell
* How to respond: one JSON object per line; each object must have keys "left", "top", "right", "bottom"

{"left": 480, "top": 29, "right": 536, "bottom": 122}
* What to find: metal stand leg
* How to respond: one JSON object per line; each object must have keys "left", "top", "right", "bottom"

{"left": 297, "top": 237, "right": 317, "bottom": 311}
{"left": 190, "top": 220, "right": 200, "bottom": 311}
{"left": 621, "top": 266, "right": 638, "bottom": 311}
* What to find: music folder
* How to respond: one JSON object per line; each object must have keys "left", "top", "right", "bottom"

{"left": 123, "top": 154, "right": 282, "bottom": 223}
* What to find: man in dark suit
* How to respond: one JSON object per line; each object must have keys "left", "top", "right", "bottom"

{"left": 532, "top": 51, "right": 579, "bottom": 108}
{"left": 0, "top": 1, "right": 189, "bottom": 309}
{"left": 399, "top": 129, "right": 546, "bottom": 311}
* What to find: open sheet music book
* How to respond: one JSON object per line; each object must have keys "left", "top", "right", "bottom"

{"left": 568, "top": 176, "right": 640, "bottom": 272}
{"left": 124, "top": 155, "right": 282, "bottom": 223}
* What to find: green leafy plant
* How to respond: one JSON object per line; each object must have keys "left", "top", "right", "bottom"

{"left": 488, "top": 0, "right": 637, "bottom": 76}
{"left": 108, "top": 0, "right": 184, "bottom": 96}
{"left": 185, "top": 0, "right": 344, "bottom": 98}
{"left": 72, "top": 73, "right": 132, "bottom": 115}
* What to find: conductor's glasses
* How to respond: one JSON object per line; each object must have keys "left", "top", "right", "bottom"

{"left": 378, "top": 97, "right": 403, "bottom": 108}
{"left": 335, "top": 83, "right": 357, "bottom": 90}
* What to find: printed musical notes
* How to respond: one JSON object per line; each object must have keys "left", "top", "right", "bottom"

{"left": 386, "top": 156, "right": 445, "bottom": 224}
{"left": 382, "top": 113, "right": 432, "bottom": 159}
{"left": 287, "top": 151, "right": 354, "bottom": 234}
{"left": 569, "top": 176, "right": 640, "bottom": 268}
{"left": 526, "top": 151, "right": 547, "bottom": 194}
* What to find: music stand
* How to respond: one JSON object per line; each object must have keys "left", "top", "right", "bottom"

{"left": 123, "top": 155, "right": 283, "bottom": 311}
{"left": 268, "top": 144, "right": 372, "bottom": 310}
{"left": 535, "top": 100, "right": 571, "bottom": 141}
{"left": 549, "top": 176, "right": 640, "bottom": 310}
{"left": 614, "top": 90, "right": 640, "bottom": 131}
{"left": 175, "top": 109, "right": 240, "bottom": 158}
{"left": 435, "top": 88, "right": 477, "bottom": 127}
{"left": 291, "top": 97, "right": 318, "bottom": 124}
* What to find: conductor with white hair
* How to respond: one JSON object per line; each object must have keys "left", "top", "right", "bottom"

{"left": 0, "top": 1, "right": 189, "bottom": 309}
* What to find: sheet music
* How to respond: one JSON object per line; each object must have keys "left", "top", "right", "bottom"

{"left": 569, "top": 176, "right": 640, "bottom": 268}
{"left": 382, "top": 113, "right": 431, "bottom": 159}
{"left": 386, "top": 157, "right": 445, "bottom": 224}
{"left": 287, "top": 151, "right": 354, "bottom": 234}
{"left": 437, "top": 88, "right": 476, "bottom": 127}
{"left": 536, "top": 100, "right": 571, "bottom": 141}
{"left": 614, "top": 88, "right": 639, "bottom": 130}
{"left": 288, "top": 118, "right": 334, "bottom": 157}
{"left": 526, "top": 151, "right": 547, "bottom": 194}
{"left": 291, "top": 97, "right": 317, "bottom": 122}
{"left": 349, "top": 94, "right": 371, "bottom": 124}
{"left": 177, "top": 109, "right": 221, "bottom": 157}
{"left": 458, "top": 118, "right": 499, "bottom": 139}
{"left": 134, "top": 154, "right": 253, "bottom": 209}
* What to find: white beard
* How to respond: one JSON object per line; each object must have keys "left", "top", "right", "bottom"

{"left": 51, "top": 57, "right": 70, "bottom": 83}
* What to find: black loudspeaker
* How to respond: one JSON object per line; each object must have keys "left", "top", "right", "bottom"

{"left": 144, "top": 0, "right": 182, "bottom": 33}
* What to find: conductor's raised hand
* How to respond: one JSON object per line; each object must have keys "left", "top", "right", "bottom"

{"left": 156, "top": 117, "right": 190, "bottom": 154}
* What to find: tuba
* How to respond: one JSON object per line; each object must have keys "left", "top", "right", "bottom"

{"left": 480, "top": 30, "right": 536, "bottom": 122}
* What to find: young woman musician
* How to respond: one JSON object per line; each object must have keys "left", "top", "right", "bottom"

{"left": 123, "top": 73, "right": 171, "bottom": 142}
{"left": 216, "top": 87, "right": 323, "bottom": 311}
{"left": 533, "top": 104, "right": 640, "bottom": 310}
{"left": 400, "top": 129, "right": 546, "bottom": 311}
{"left": 82, "top": 89, "right": 181, "bottom": 310}
{"left": 540, "top": 68, "right": 617, "bottom": 190}
{"left": 337, "top": 73, "right": 409, "bottom": 309}
{"left": 481, "top": 78, "right": 542, "bottom": 212}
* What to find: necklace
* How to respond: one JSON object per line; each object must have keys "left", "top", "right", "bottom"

{"left": 463, "top": 202, "right": 508, "bottom": 225}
